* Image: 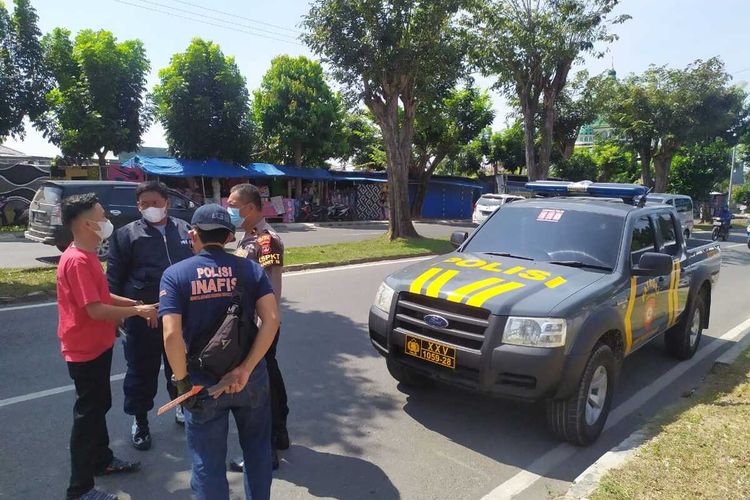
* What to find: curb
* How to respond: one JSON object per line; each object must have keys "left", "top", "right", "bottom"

{"left": 565, "top": 430, "right": 650, "bottom": 499}
{"left": 272, "top": 219, "right": 470, "bottom": 230}
{"left": 714, "top": 328, "right": 750, "bottom": 367}
{"left": 0, "top": 232, "right": 24, "bottom": 242}
{"left": 0, "top": 253, "right": 437, "bottom": 306}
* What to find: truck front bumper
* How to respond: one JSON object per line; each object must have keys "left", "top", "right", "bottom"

{"left": 369, "top": 306, "right": 588, "bottom": 402}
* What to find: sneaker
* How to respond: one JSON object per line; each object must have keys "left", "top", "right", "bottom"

{"left": 229, "top": 456, "right": 244, "bottom": 473}
{"left": 131, "top": 418, "right": 152, "bottom": 451}
{"left": 76, "top": 488, "right": 118, "bottom": 500}
{"left": 175, "top": 406, "right": 185, "bottom": 426}
{"left": 95, "top": 457, "right": 141, "bottom": 476}
{"left": 275, "top": 428, "right": 290, "bottom": 451}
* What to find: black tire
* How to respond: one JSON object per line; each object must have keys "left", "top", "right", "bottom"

{"left": 665, "top": 292, "right": 705, "bottom": 360}
{"left": 712, "top": 228, "right": 720, "bottom": 241}
{"left": 546, "top": 343, "right": 616, "bottom": 446}
{"left": 684, "top": 229, "right": 690, "bottom": 241}
{"left": 386, "top": 357, "right": 433, "bottom": 388}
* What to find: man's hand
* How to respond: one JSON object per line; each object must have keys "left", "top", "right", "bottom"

{"left": 136, "top": 304, "right": 158, "bottom": 328}
{"left": 173, "top": 375, "right": 202, "bottom": 412}
{"left": 208, "top": 365, "right": 252, "bottom": 399}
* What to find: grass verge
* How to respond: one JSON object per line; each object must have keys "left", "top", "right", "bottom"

{"left": 0, "top": 236, "right": 451, "bottom": 300}
{"left": 590, "top": 347, "right": 750, "bottom": 500}
{"left": 285, "top": 236, "right": 452, "bottom": 266}
{"left": 0, "top": 224, "right": 24, "bottom": 233}
{"left": 694, "top": 220, "right": 747, "bottom": 231}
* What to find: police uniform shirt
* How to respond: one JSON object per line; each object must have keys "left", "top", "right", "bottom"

{"left": 235, "top": 219, "right": 284, "bottom": 301}
{"left": 158, "top": 248, "right": 273, "bottom": 381}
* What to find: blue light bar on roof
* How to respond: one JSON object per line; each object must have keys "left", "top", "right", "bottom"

{"left": 525, "top": 180, "right": 648, "bottom": 198}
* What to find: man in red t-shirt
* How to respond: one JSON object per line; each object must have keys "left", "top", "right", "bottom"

{"left": 57, "top": 193, "right": 158, "bottom": 500}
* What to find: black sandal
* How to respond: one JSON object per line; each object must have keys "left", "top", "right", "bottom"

{"left": 95, "top": 457, "right": 141, "bottom": 476}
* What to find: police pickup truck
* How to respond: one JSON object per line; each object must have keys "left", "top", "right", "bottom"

{"left": 369, "top": 182, "right": 721, "bottom": 445}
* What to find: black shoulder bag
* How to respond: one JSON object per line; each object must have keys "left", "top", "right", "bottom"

{"left": 187, "top": 256, "right": 259, "bottom": 379}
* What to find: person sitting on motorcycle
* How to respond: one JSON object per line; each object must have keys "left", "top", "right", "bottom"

{"left": 717, "top": 206, "right": 732, "bottom": 228}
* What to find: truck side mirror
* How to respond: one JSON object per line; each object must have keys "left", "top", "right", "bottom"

{"left": 632, "top": 252, "right": 673, "bottom": 276}
{"left": 450, "top": 231, "right": 468, "bottom": 248}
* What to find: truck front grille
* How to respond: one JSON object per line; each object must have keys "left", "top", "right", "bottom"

{"left": 394, "top": 293, "right": 490, "bottom": 350}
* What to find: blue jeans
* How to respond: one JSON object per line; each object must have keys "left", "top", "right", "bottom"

{"left": 185, "top": 361, "right": 272, "bottom": 500}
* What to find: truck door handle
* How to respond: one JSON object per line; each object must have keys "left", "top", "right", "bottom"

{"left": 658, "top": 277, "right": 666, "bottom": 284}
{"left": 110, "top": 210, "right": 121, "bottom": 216}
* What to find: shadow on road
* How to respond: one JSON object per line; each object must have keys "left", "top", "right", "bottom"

{"left": 277, "top": 445, "right": 400, "bottom": 499}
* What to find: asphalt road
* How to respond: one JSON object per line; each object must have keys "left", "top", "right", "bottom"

{"left": 0, "top": 221, "right": 474, "bottom": 269}
{"left": 1, "top": 233, "right": 749, "bottom": 499}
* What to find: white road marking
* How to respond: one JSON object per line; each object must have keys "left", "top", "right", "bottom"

{"left": 0, "top": 373, "right": 125, "bottom": 409}
{"left": 0, "top": 301, "right": 57, "bottom": 312}
{"left": 481, "top": 315, "right": 750, "bottom": 500}
{"left": 726, "top": 243, "right": 746, "bottom": 249}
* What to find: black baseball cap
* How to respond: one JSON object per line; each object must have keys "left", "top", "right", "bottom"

{"left": 190, "top": 204, "right": 235, "bottom": 232}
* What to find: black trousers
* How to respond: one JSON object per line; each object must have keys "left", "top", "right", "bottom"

{"left": 122, "top": 317, "right": 177, "bottom": 418}
{"left": 265, "top": 328, "right": 288, "bottom": 438}
{"left": 66, "top": 348, "right": 115, "bottom": 499}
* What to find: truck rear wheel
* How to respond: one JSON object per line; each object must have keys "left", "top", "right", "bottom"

{"left": 546, "top": 343, "right": 616, "bottom": 446}
{"left": 386, "top": 357, "right": 433, "bottom": 388}
{"left": 665, "top": 292, "right": 705, "bottom": 360}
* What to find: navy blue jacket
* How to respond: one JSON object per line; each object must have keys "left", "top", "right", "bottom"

{"left": 107, "top": 217, "right": 194, "bottom": 303}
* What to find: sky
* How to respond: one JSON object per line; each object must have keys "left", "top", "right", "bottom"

{"left": 5, "top": 0, "right": 750, "bottom": 158}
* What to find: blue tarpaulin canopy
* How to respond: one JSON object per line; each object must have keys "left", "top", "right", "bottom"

{"left": 122, "top": 156, "right": 252, "bottom": 178}
{"left": 276, "top": 165, "right": 332, "bottom": 180}
{"left": 246, "top": 163, "right": 286, "bottom": 177}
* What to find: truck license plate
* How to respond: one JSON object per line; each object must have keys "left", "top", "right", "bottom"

{"left": 404, "top": 335, "right": 456, "bottom": 369}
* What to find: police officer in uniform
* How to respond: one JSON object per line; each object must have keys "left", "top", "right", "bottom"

{"left": 107, "top": 181, "right": 194, "bottom": 450}
{"left": 160, "top": 204, "right": 279, "bottom": 500}
{"left": 226, "top": 183, "right": 288, "bottom": 471}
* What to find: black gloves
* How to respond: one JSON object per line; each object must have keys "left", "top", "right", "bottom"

{"left": 172, "top": 374, "right": 202, "bottom": 412}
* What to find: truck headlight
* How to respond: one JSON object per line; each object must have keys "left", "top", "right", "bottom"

{"left": 503, "top": 317, "right": 567, "bottom": 348}
{"left": 374, "top": 282, "right": 396, "bottom": 313}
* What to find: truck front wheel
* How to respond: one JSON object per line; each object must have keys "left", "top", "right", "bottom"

{"left": 386, "top": 358, "right": 433, "bottom": 388}
{"left": 546, "top": 343, "right": 616, "bottom": 446}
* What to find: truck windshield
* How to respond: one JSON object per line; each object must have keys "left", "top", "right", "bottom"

{"left": 463, "top": 206, "right": 625, "bottom": 270}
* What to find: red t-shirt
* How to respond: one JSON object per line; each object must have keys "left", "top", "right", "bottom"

{"left": 56, "top": 245, "right": 116, "bottom": 362}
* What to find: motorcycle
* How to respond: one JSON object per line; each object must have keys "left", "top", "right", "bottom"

{"left": 298, "top": 201, "right": 327, "bottom": 222}
{"left": 746, "top": 224, "right": 750, "bottom": 249}
{"left": 712, "top": 217, "right": 730, "bottom": 241}
{"left": 327, "top": 203, "right": 353, "bottom": 221}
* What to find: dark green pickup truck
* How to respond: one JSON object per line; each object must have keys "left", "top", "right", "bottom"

{"left": 369, "top": 182, "right": 721, "bottom": 445}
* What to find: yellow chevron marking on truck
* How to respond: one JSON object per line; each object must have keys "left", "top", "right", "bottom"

{"left": 668, "top": 261, "right": 681, "bottom": 326}
{"left": 545, "top": 276, "right": 567, "bottom": 289}
{"left": 425, "top": 270, "right": 460, "bottom": 298}
{"left": 624, "top": 276, "right": 637, "bottom": 354}
{"left": 445, "top": 277, "right": 504, "bottom": 303}
{"left": 465, "top": 281, "right": 525, "bottom": 307}
{"left": 409, "top": 268, "right": 443, "bottom": 294}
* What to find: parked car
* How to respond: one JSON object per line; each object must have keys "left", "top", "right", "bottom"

{"left": 369, "top": 181, "right": 720, "bottom": 445}
{"left": 25, "top": 180, "right": 197, "bottom": 260}
{"left": 472, "top": 194, "right": 524, "bottom": 225}
{"left": 645, "top": 194, "right": 694, "bottom": 239}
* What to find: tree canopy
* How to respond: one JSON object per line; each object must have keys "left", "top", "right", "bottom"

{"left": 254, "top": 55, "right": 346, "bottom": 167}
{"left": 39, "top": 28, "right": 150, "bottom": 165}
{"left": 153, "top": 38, "right": 253, "bottom": 163}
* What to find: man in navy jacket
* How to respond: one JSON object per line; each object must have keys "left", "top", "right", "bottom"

{"left": 107, "top": 181, "right": 194, "bottom": 450}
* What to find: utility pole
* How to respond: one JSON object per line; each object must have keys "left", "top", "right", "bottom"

{"left": 728, "top": 145, "right": 737, "bottom": 209}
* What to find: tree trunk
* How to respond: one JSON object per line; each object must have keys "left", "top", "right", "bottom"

{"left": 639, "top": 146, "right": 654, "bottom": 188}
{"left": 293, "top": 142, "right": 303, "bottom": 167}
{"left": 97, "top": 151, "right": 107, "bottom": 180}
{"left": 562, "top": 139, "right": 576, "bottom": 160}
{"left": 411, "top": 170, "right": 429, "bottom": 219}
{"left": 653, "top": 154, "right": 672, "bottom": 193}
{"left": 521, "top": 102, "right": 538, "bottom": 180}
{"left": 538, "top": 90, "right": 556, "bottom": 180}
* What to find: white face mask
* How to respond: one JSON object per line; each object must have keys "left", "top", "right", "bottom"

{"left": 141, "top": 206, "right": 167, "bottom": 224}
{"left": 94, "top": 219, "right": 114, "bottom": 240}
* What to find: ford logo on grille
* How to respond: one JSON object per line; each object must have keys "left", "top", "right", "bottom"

{"left": 424, "top": 314, "right": 449, "bottom": 329}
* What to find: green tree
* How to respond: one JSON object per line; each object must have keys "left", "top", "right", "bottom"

{"left": 254, "top": 55, "right": 346, "bottom": 167}
{"left": 733, "top": 183, "right": 750, "bottom": 207}
{"left": 468, "top": 0, "right": 628, "bottom": 181}
{"left": 153, "top": 38, "right": 253, "bottom": 163}
{"left": 605, "top": 58, "right": 747, "bottom": 192}
{"left": 304, "top": 0, "right": 468, "bottom": 239}
{"left": 39, "top": 28, "right": 151, "bottom": 165}
{"left": 0, "top": 0, "right": 45, "bottom": 139}
{"left": 411, "top": 85, "right": 494, "bottom": 216}
{"left": 341, "top": 110, "right": 386, "bottom": 170}
{"left": 551, "top": 148, "right": 598, "bottom": 181}
{"left": 489, "top": 121, "right": 528, "bottom": 174}
{"left": 670, "top": 139, "right": 731, "bottom": 204}
{"left": 590, "top": 141, "right": 635, "bottom": 182}
{"left": 553, "top": 71, "right": 604, "bottom": 160}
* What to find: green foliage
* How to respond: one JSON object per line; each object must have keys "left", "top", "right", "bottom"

{"left": 553, "top": 71, "right": 605, "bottom": 159}
{"left": 342, "top": 110, "right": 386, "bottom": 171}
{"left": 153, "top": 38, "right": 253, "bottom": 163}
{"left": 733, "top": 183, "right": 750, "bottom": 207}
{"left": 39, "top": 28, "right": 151, "bottom": 163}
{"left": 670, "top": 139, "right": 731, "bottom": 202}
{"left": 489, "top": 122, "right": 526, "bottom": 173}
{"left": 254, "top": 55, "right": 346, "bottom": 167}
{"left": 551, "top": 149, "right": 598, "bottom": 181}
{"left": 467, "top": 0, "right": 629, "bottom": 179}
{"left": 591, "top": 142, "right": 636, "bottom": 182}
{"left": 0, "top": 0, "right": 45, "bottom": 139}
